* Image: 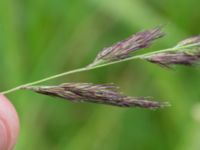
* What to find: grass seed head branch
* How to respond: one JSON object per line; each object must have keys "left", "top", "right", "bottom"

{"left": 22, "top": 83, "right": 170, "bottom": 109}
{"left": 1, "top": 27, "right": 200, "bottom": 95}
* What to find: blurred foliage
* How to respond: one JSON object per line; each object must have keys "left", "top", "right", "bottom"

{"left": 0, "top": 0, "right": 200, "bottom": 150}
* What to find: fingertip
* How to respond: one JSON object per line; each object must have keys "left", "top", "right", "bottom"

{"left": 0, "top": 94, "right": 20, "bottom": 150}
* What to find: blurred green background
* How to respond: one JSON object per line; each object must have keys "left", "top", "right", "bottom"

{"left": 1, "top": 0, "right": 200, "bottom": 150}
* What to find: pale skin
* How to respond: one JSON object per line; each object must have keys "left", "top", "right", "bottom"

{"left": 0, "top": 94, "right": 19, "bottom": 150}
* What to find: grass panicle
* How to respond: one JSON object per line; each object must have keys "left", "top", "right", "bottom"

{"left": 90, "top": 26, "right": 165, "bottom": 66}
{"left": 22, "top": 83, "right": 169, "bottom": 109}
{"left": 176, "top": 35, "right": 200, "bottom": 47}
{"left": 144, "top": 35, "right": 200, "bottom": 67}
{"left": 1, "top": 26, "right": 200, "bottom": 110}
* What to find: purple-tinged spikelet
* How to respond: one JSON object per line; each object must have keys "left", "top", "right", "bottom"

{"left": 146, "top": 51, "right": 200, "bottom": 68}
{"left": 176, "top": 35, "right": 200, "bottom": 47}
{"left": 145, "top": 36, "right": 200, "bottom": 67}
{"left": 22, "top": 83, "right": 169, "bottom": 109}
{"left": 93, "top": 27, "right": 164, "bottom": 63}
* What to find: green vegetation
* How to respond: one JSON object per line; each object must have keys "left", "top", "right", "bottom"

{"left": 0, "top": 0, "right": 200, "bottom": 150}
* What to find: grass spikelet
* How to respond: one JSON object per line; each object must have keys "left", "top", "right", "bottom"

{"left": 22, "top": 83, "right": 169, "bottom": 109}
{"left": 90, "top": 26, "right": 165, "bottom": 66}
{"left": 144, "top": 36, "right": 200, "bottom": 67}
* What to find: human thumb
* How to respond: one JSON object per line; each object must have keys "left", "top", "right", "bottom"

{"left": 0, "top": 94, "right": 20, "bottom": 150}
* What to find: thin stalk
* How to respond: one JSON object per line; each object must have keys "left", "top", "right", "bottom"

{"left": 1, "top": 67, "right": 88, "bottom": 94}
{"left": 1, "top": 42, "right": 200, "bottom": 95}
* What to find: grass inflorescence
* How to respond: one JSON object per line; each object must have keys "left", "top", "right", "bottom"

{"left": 1, "top": 26, "right": 200, "bottom": 109}
{"left": 22, "top": 83, "right": 169, "bottom": 109}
